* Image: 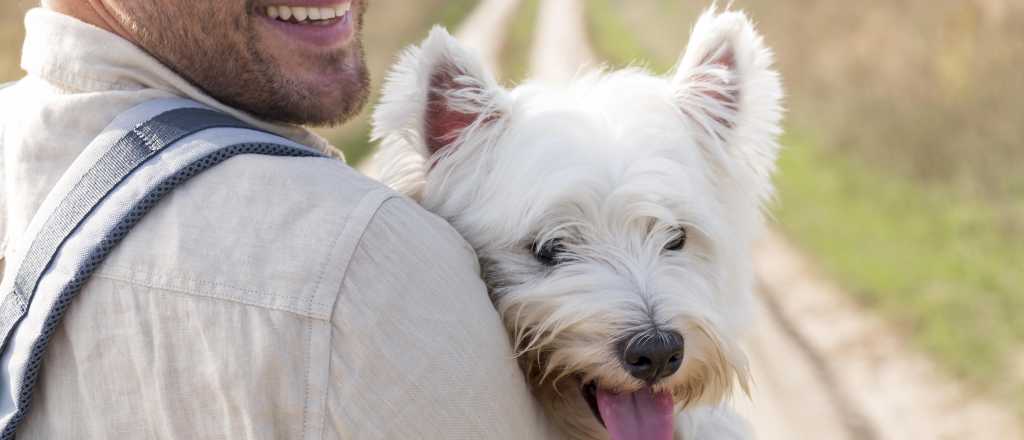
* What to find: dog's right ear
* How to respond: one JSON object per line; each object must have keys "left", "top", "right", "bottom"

{"left": 373, "top": 26, "right": 507, "bottom": 164}
{"left": 670, "top": 8, "right": 783, "bottom": 206}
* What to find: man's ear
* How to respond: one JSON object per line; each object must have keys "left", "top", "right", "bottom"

{"left": 372, "top": 26, "right": 506, "bottom": 163}
{"left": 671, "top": 8, "right": 783, "bottom": 203}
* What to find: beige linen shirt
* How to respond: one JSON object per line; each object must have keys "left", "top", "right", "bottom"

{"left": 0, "top": 9, "right": 553, "bottom": 439}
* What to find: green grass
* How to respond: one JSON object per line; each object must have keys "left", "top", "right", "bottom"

{"left": 331, "top": 129, "right": 377, "bottom": 166}
{"left": 498, "top": 0, "right": 540, "bottom": 84}
{"left": 583, "top": 0, "right": 1024, "bottom": 414}
{"left": 435, "top": 0, "right": 482, "bottom": 29}
{"left": 583, "top": 0, "right": 668, "bottom": 71}
{"left": 776, "top": 134, "right": 1024, "bottom": 385}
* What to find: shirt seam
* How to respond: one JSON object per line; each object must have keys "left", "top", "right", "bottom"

{"left": 302, "top": 314, "right": 314, "bottom": 439}
{"left": 336, "top": 195, "right": 407, "bottom": 300}
{"left": 314, "top": 188, "right": 402, "bottom": 319}
{"left": 92, "top": 271, "right": 323, "bottom": 318}
{"left": 97, "top": 264, "right": 330, "bottom": 309}
{"left": 308, "top": 187, "right": 400, "bottom": 440}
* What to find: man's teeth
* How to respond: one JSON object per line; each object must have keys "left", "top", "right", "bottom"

{"left": 265, "top": 3, "right": 350, "bottom": 23}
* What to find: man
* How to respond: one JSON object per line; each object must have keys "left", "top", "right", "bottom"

{"left": 0, "top": 1, "right": 553, "bottom": 438}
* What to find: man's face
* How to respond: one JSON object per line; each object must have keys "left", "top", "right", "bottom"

{"left": 105, "top": 0, "right": 369, "bottom": 125}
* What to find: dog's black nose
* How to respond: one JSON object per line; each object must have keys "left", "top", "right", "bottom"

{"left": 619, "top": 330, "right": 684, "bottom": 384}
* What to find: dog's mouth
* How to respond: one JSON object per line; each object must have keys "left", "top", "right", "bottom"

{"left": 581, "top": 381, "right": 604, "bottom": 427}
{"left": 580, "top": 380, "right": 676, "bottom": 440}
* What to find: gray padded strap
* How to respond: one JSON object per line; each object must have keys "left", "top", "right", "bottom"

{"left": 0, "top": 108, "right": 252, "bottom": 347}
{"left": 0, "top": 101, "right": 325, "bottom": 439}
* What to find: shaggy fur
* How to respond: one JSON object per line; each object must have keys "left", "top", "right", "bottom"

{"left": 372, "top": 8, "right": 782, "bottom": 439}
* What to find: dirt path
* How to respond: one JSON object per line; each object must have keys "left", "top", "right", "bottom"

{"left": 753, "top": 231, "right": 1022, "bottom": 439}
{"left": 452, "top": 0, "right": 522, "bottom": 74}
{"left": 528, "top": 1, "right": 1024, "bottom": 439}
{"left": 528, "top": 0, "right": 596, "bottom": 81}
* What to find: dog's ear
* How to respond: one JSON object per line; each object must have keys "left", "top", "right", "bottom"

{"left": 671, "top": 8, "right": 783, "bottom": 203}
{"left": 373, "top": 26, "right": 506, "bottom": 161}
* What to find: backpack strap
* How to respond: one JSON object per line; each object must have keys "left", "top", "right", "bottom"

{"left": 0, "top": 98, "right": 327, "bottom": 438}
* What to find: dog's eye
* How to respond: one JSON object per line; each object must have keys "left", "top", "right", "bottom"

{"left": 533, "top": 238, "right": 567, "bottom": 266}
{"left": 664, "top": 227, "right": 687, "bottom": 251}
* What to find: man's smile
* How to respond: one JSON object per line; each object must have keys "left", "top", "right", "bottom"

{"left": 265, "top": 3, "right": 350, "bottom": 23}
{"left": 256, "top": 1, "right": 356, "bottom": 48}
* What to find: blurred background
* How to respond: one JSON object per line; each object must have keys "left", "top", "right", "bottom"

{"left": 2, "top": 0, "right": 1021, "bottom": 437}
{"left": 576, "top": 0, "right": 1024, "bottom": 422}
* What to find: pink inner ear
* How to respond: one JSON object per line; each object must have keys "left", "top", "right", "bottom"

{"left": 701, "top": 41, "right": 737, "bottom": 71}
{"left": 694, "top": 44, "right": 740, "bottom": 130}
{"left": 704, "top": 46, "right": 739, "bottom": 100}
{"left": 425, "top": 69, "right": 479, "bottom": 156}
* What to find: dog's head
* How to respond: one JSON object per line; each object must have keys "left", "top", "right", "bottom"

{"left": 373, "top": 9, "right": 781, "bottom": 440}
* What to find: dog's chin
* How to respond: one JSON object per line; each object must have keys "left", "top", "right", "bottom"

{"left": 522, "top": 329, "right": 747, "bottom": 439}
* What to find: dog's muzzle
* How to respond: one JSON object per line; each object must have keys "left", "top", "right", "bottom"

{"left": 576, "top": 330, "right": 685, "bottom": 440}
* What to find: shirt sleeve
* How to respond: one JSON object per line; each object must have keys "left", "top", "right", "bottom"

{"left": 323, "top": 196, "right": 554, "bottom": 440}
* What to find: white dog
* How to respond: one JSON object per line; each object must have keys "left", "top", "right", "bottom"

{"left": 372, "top": 8, "right": 782, "bottom": 440}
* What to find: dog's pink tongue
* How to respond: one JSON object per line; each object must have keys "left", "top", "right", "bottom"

{"left": 596, "top": 387, "right": 675, "bottom": 440}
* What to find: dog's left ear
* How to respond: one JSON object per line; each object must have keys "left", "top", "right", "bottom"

{"left": 671, "top": 9, "right": 783, "bottom": 202}
{"left": 373, "top": 26, "right": 507, "bottom": 164}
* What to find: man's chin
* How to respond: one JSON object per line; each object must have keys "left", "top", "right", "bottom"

{"left": 304, "top": 68, "right": 370, "bottom": 126}
{"left": 254, "top": 88, "right": 367, "bottom": 127}
{"left": 240, "top": 52, "right": 369, "bottom": 126}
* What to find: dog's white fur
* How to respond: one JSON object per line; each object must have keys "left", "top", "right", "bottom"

{"left": 372, "top": 8, "right": 782, "bottom": 439}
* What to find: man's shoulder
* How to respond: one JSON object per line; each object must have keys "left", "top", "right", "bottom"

{"left": 99, "top": 153, "right": 457, "bottom": 318}
{"left": 197, "top": 153, "right": 465, "bottom": 247}
{"left": 209, "top": 153, "right": 389, "bottom": 212}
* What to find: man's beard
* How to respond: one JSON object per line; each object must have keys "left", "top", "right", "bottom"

{"left": 129, "top": 0, "right": 371, "bottom": 126}
{"left": 225, "top": 37, "right": 371, "bottom": 126}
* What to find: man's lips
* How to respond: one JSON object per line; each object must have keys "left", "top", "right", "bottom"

{"left": 255, "top": 1, "right": 356, "bottom": 48}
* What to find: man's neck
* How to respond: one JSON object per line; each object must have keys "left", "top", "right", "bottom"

{"left": 42, "top": 0, "right": 137, "bottom": 45}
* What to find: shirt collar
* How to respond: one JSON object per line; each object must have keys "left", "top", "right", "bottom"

{"left": 20, "top": 8, "right": 342, "bottom": 159}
